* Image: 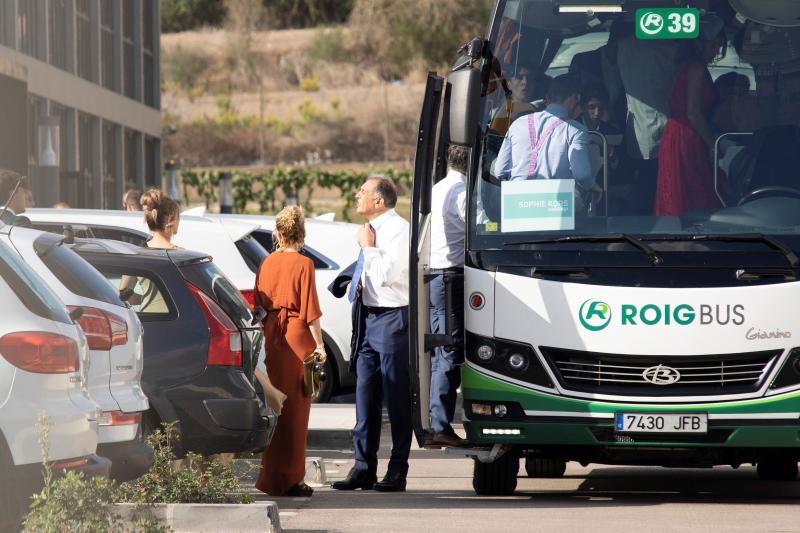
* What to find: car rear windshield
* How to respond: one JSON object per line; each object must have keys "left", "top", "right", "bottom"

{"left": 180, "top": 260, "right": 254, "bottom": 327}
{"left": 38, "top": 240, "right": 124, "bottom": 307}
{"left": 235, "top": 233, "right": 269, "bottom": 274}
{"left": 0, "top": 240, "right": 71, "bottom": 324}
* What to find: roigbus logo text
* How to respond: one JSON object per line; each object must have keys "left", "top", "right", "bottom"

{"left": 578, "top": 302, "right": 745, "bottom": 331}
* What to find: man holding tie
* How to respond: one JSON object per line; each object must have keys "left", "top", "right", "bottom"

{"left": 332, "top": 175, "right": 412, "bottom": 493}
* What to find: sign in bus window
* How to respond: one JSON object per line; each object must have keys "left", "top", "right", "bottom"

{"left": 636, "top": 8, "right": 699, "bottom": 40}
{"left": 500, "top": 179, "right": 576, "bottom": 233}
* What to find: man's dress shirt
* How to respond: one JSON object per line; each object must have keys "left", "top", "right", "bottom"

{"left": 360, "top": 209, "right": 409, "bottom": 308}
{"left": 429, "top": 170, "right": 466, "bottom": 270}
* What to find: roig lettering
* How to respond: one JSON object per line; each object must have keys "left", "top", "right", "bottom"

{"left": 620, "top": 304, "right": 744, "bottom": 326}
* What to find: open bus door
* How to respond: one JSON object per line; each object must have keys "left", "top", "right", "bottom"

{"left": 409, "top": 72, "right": 447, "bottom": 448}
{"left": 410, "top": 41, "right": 484, "bottom": 448}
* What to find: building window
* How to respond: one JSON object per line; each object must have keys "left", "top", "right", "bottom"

{"left": 100, "top": 1, "right": 115, "bottom": 90}
{"left": 124, "top": 129, "right": 140, "bottom": 191}
{"left": 143, "top": 0, "right": 156, "bottom": 108}
{"left": 49, "top": 0, "right": 68, "bottom": 70}
{"left": 145, "top": 136, "right": 159, "bottom": 187}
{"left": 1, "top": 1, "right": 14, "bottom": 48}
{"left": 76, "top": 0, "right": 92, "bottom": 81}
{"left": 102, "top": 121, "right": 119, "bottom": 209}
{"left": 27, "top": 96, "right": 46, "bottom": 199}
{"left": 123, "top": 0, "right": 136, "bottom": 99}
{"left": 78, "top": 113, "right": 97, "bottom": 208}
{"left": 18, "top": 1, "right": 44, "bottom": 60}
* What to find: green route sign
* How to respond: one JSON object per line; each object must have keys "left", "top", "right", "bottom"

{"left": 636, "top": 8, "right": 700, "bottom": 40}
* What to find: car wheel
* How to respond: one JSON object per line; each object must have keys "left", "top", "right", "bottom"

{"left": 472, "top": 449, "right": 519, "bottom": 496}
{"left": 0, "top": 438, "right": 25, "bottom": 531}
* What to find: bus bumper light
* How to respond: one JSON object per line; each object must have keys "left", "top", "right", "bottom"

{"left": 493, "top": 404, "right": 508, "bottom": 418}
{"left": 471, "top": 403, "right": 492, "bottom": 416}
{"left": 482, "top": 428, "right": 521, "bottom": 436}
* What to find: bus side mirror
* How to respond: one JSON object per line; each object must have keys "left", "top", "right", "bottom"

{"left": 448, "top": 68, "right": 481, "bottom": 147}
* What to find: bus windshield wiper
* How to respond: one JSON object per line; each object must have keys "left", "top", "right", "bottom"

{"left": 504, "top": 233, "right": 663, "bottom": 265}
{"left": 680, "top": 233, "right": 800, "bottom": 268}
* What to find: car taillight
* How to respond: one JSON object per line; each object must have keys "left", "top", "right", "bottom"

{"left": 0, "top": 332, "right": 80, "bottom": 373}
{"left": 98, "top": 410, "right": 142, "bottom": 426}
{"left": 186, "top": 283, "right": 243, "bottom": 367}
{"left": 68, "top": 306, "right": 128, "bottom": 351}
{"left": 240, "top": 289, "right": 255, "bottom": 308}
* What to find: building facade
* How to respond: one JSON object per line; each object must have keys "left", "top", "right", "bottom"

{"left": 0, "top": 0, "right": 160, "bottom": 209}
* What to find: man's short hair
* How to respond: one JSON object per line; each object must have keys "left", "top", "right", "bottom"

{"left": 447, "top": 144, "right": 469, "bottom": 175}
{"left": 0, "top": 169, "right": 27, "bottom": 204}
{"left": 368, "top": 174, "right": 398, "bottom": 209}
{"left": 547, "top": 74, "right": 582, "bottom": 104}
{"left": 123, "top": 188, "right": 142, "bottom": 210}
{"left": 581, "top": 82, "right": 610, "bottom": 106}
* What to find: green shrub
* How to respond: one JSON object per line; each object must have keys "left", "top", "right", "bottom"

{"left": 298, "top": 99, "right": 325, "bottom": 124}
{"left": 299, "top": 73, "right": 321, "bottom": 92}
{"left": 263, "top": 0, "right": 354, "bottom": 29}
{"left": 162, "top": 0, "right": 227, "bottom": 33}
{"left": 309, "top": 27, "right": 348, "bottom": 62}
{"left": 162, "top": 45, "right": 211, "bottom": 92}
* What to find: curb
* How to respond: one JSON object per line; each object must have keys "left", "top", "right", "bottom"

{"left": 307, "top": 428, "right": 353, "bottom": 450}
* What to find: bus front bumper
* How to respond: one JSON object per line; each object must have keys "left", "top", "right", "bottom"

{"left": 462, "top": 365, "right": 800, "bottom": 449}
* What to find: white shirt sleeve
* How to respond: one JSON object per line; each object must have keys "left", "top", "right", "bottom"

{"left": 456, "top": 187, "right": 467, "bottom": 223}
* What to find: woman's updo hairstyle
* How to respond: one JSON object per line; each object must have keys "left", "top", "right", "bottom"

{"left": 140, "top": 188, "right": 180, "bottom": 232}
{"left": 274, "top": 205, "right": 306, "bottom": 250}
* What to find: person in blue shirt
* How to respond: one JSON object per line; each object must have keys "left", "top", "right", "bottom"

{"left": 495, "top": 75, "right": 602, "bottom": 209}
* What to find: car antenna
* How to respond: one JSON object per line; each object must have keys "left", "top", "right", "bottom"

{"left": 0, "top": 178, "right": 23, "bottom": 222}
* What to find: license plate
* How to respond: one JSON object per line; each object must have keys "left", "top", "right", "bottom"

{"left": 615, "top": 413, "right": 707, "bottom": 434}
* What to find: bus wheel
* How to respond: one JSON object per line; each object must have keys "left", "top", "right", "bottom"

{"left": 472, "top": 450, "right": 519, "bottom": 496}
{"left": 525, "top": 457, "right": 567, "bottom": 478}
{"left": 757, "top": 459, "right": 799, "bottom": 481}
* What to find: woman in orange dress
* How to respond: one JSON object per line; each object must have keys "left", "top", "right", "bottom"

{"left": 254, "top": 206, "right": 325, "bottom": 498}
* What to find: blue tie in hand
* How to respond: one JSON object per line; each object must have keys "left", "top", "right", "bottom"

{"left": 348, "top": 251, "right": 365, "bottom": 303}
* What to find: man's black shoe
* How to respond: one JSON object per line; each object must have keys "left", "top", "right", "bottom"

{"left": 331, "top": 467, "right": 377, "bottom": 490}
{"left": 373, "top": 471, "right": 406, "bottom": 492}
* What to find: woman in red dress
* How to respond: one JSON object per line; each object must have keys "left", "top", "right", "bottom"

{"left": 654, "top": 20, "right": 725, "bottom": 216}
{"left": 254, "top": 206, "right": 325, "bottom": 498}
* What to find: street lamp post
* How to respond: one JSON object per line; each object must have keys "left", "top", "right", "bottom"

{"left": 165, "top": 159, "right": 181, "bottom": 206}
{"left": 38, "top": 116, "right": 61, "bottom": 208}
{"left": 219, "top": 172, "right": 233, "bottom": 214}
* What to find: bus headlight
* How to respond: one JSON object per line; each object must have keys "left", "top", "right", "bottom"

{"left": 508, "top": 353, "right": 528, "bottom": 371}
{"left": 477, "top": 344, "right": 495, "bottom": 361}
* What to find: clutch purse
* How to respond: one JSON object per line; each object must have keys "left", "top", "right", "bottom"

{"left": 302, "top": 351, "right": 323, "bottom": 397}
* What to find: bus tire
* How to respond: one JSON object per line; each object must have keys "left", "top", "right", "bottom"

{"left": 757, "top": 459, "right": 799, "bottom": 481}
{"left": 525, "top": 457, "right": 567, "bottom": 478}
{"left": 472, "top": 451, "right": 519, "bottom": 496}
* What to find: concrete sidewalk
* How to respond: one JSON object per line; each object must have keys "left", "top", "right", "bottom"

{"left": 307, "top": 403, "right": 356, "bottom": 450}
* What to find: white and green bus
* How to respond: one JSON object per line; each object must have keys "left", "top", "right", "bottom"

{"left": 410, "top": 0, "right": 800, "bottom": 495}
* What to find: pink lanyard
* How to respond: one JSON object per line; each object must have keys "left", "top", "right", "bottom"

{"left": 527, "top": 114, "right": 565, "bottom": 178}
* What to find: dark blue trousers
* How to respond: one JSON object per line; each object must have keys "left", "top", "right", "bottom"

{"left": 353, "top": 307, "right": 412, "bottom": 476}
{"left": 428, "top": 271, "right": 464, "bottom": 435}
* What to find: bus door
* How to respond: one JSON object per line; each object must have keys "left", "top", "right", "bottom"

{"left": 409, "top": 72, "right": 448, "bottom": 447}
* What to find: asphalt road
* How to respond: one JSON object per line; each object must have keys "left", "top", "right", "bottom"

{"left": 251, "top": 446, "right": 800, "bottom": 533}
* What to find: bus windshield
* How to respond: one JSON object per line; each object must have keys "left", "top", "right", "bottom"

{"left": 473, "top": 0, "right": 800, "bottom": 248}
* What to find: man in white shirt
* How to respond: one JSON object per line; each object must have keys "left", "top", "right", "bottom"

{"left": 331, "top": 175, "right": 412, "bottom": 493}
{"left": 427, "top": 145, "right": 468, "bottom": 447}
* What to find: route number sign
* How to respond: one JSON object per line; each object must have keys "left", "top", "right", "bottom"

{"left": 636, "top": 8, "right": 699, "bottom": 40}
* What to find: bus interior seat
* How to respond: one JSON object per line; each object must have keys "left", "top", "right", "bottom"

{"left": 727, "top": 125, "right": 800, "bottom": 200}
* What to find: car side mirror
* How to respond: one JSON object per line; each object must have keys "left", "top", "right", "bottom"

{"left": 68, "top": 306, "right": 84, "bottom": 322}
{"left": 448, "top": 66, "right": 482, "bottom": 147}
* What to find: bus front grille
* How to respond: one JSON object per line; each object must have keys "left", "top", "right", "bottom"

{"left": 540, "top": 347, "right": 781, "bottom": 397}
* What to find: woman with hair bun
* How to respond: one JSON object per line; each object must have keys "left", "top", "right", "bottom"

{"left": 140, "top": 188, "right": 181, "bottom": 249}
{"left": 254, "top": 205, "right": 325, "bottom": 498}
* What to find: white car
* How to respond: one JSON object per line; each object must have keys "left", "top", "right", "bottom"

{"left": 200, "top": 212, "right": 361, "bottom": 402}
{"left": 2, "top": 225, "right": 151, "bottom": 481}
{"left": 0, "top": 236, "right": 107, "bottom": 530}
{"left": 24, "top": 209, "right": 265, "bottom": 293}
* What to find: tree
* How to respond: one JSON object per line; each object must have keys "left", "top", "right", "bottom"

{"left": 161, "top": 0, "right": 227, "bottom": 33}
{"left": 262, "top": 0, "right": 354, "bottom": 29}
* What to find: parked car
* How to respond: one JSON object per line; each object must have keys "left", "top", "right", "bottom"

{"left": 0, "top": 237, "right": 108, "bottom": 530}
{"left": 24, "top": 209, "right": 267, "bottom": 293}
{"left": 1, "top": 225, "right": 151, "bottom": 481}
{"left": 199, "top": 211, "right": 361, "bottom": 402}
{"left": 69, "top": 238, "right": 277, "bottom": 456}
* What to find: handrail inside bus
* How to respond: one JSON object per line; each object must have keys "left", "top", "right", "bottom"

{"left": 714, "top": 132, "right": 755, "bottom": 207}
{"left": 586, "top": 130, "right": 609, "bottom": 216}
